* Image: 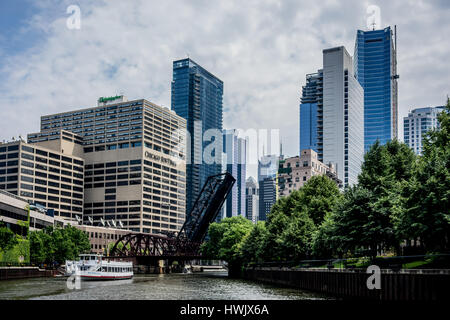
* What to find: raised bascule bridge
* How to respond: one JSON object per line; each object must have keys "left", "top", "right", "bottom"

{"left": 109, "top": 173, "right": 235, "bottom": 272}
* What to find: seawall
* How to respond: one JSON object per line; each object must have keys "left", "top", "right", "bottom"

{"left": 243, "top": 267, "right": 450, "bottom": 301}
{"left": 0, "top": 267, "right": 57, "bottom": 281}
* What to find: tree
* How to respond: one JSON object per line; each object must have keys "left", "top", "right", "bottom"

{"left": 240, "top": 221, "right": 268, "bottom": 264}
{"left": 0, "top": 224, "right": 18, "bottom": 252}
{"left": 201, "top": 216, "right": 254, "bottom": 277}
{"left": 329, "top": 186, "right": 374, "bottom": 257}
{"left": 356, "top": 139, "right": 417, "bottom": 254}
{"left": 398, "top": 100, "right": 450, "bottom": 251}
{"left": 296, "top": 175, "right": 341, "bottom": 226}
{"left": 29, "top": 225, "right": 90, "bottom": 264}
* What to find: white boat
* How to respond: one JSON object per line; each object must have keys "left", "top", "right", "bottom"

{"left": 65, "top": 254, "right": 133, "bottom": 280}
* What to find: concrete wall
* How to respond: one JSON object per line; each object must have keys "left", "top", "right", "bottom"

{"left": 243, "top": 267, "right": 450, "bottom": 301}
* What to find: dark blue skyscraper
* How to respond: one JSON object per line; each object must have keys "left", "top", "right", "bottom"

{"left": 354, "top": 26, "right": 399, "bottom": 152}
{"left": 299, "top": 72, "right": 322, "bottom": 155}
{"left": 171, "top": 58, "right": 223, "bottom": 214}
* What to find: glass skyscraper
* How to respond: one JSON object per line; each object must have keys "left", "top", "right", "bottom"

{"left": 171, "top": 58, "right": 223, "bottom": 215}
{"left": 299, "top": 72, "right": 321, "bottom": 154}
{"left": 222, "top": 129, "right": 247, "bottom": 218}
{"left": 354, "top": 26, "right": 399, "bottom": 152}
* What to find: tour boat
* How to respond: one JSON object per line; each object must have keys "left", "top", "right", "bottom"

{"left": 65, "top": 254, "right": 133, "bottom": 280}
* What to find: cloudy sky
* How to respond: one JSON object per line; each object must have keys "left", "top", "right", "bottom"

{"left": 0, "top": 0, "right": 449, "bottom": 178}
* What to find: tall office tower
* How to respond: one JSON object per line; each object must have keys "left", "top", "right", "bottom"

{"left": 222, "top": 129, "right": 247, "bottom": 218}
{"left": 171, "top": 58, "right": 223, "bottom": 216}
{"left": 28, "top": 96, "right": 187, "bottom": 235}
{"left": 299, "top": 71, "right": 323, "bottom": 157}
{"left": 403, "top": 106, "right": 445, "bottom": 155}
{"left": 258, "top": 155, "right": 278, "bottom": 221}
{"left": 322, "top": 47, "right": 364, "bottom": 187}
{"left": 245, "top": 177, "right": 259, "bottom": 223}
{"left": 354, "top": 26, "right": 399, "bottom": 152}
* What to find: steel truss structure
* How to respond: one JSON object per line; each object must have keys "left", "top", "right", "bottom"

{"left": 110, "top": 173, "right": 235, "bottom": 259}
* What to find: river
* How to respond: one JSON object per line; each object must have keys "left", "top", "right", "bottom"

{"left": 0, "top": 271, "right": 331, "bottom": 300}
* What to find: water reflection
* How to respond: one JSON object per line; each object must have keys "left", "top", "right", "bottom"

{"left": 0, "top": 272, "right": 331, "bottom": 300}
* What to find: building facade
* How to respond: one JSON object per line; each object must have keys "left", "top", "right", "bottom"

{"left": 322, "top": 46, "right": 364, "bottom": 187}
{"left": 403, "top": 106, "right": 445, "bottom": 155}
{"left": 354, "top": 26, "right": 399, "bottom": 152}
{"left": 299, "top": 72, "right": 322, "bottom": 155}
{"left": 24, "top": 97, "right": 187, "bottom": 235}
{"left": 0, "top": 190, "right": 67, "bottom": 235}
{"left": 278, "top": 149, "right": 341, "bottom": 197}
{"left": 222, "top": 129, "right": 246, "bottom": 218}
{"left": 171, "top": 58, "right": 223, "bottom": 216}
{"left": 258, "top": 155, "right": 278, "bottom": 221}
{"left": 0, "top": 139, "right": 85, "bottom": 222}
{"left": 245, "top": 177, "right": 259, "bottom": 223}
{"left": 74, "top": 224, "right": 131, "bottom": 255}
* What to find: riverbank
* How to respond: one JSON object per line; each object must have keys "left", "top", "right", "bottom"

{"left": 243, "top": 267, "right": 450, "bottom": 301}
{"left": 0, "top": 267, "right": 58, "bottom": 281}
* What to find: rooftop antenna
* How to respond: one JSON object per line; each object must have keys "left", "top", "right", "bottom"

{"left": 372, "top": 21, "right": 376, "bottom": 31}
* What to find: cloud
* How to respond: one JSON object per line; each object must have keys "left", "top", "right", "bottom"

{"left": 0, "top": 0, "right": 449, "bottom": 179}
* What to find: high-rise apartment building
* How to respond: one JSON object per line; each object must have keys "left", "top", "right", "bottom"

{"left": 354, "top": 26, "right": 399, "bottom": 152}
{"left": 322, "top": 46, "right": 364, "bottom": 187}
{"left": 222, "top": 129, "right": 246, "bottom": 218}
{"left": 403, "top": 106, "right": 445, "bottom": 155}
{"left": 24, "top": 97, "right": 187, "bottom": 235}
{"left": 245, "top": 177, "right": 259, "bottom": 223}
{"left": 278, "top": 149, "right": 341, "bottom": 197}
{"left": 171, "top": 58, "right": 223, "bottom": 216}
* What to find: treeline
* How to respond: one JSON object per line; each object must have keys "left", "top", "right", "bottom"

{"left": 202, "top": 101, "right": 450, "bottom": 273}
{"left": 29, "top": 225, "right": 90, "bottom": 265}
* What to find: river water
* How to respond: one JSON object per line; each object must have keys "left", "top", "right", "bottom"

{"left": 0, "top": 271, "right": 330, "bottom": 300}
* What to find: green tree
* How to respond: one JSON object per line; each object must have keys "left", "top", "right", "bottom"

{"left": 201, "top": 216, "right": 254, "bottom": 277}
{"left": 397, "top": 100, "right": 450, "bottom": 251}
{"left": 356, "top": 139, "right": 417, "bottom": 254}
{"left": 240, "top": 221, "right": 268, "bottom": 264}
{"left": 297, "top": 175, "right": 341, "bottom": 226}
{"left": 330, "top": 186, "right": 375, "bottom": 257}
{"left": 0, "top": 224, "right": 18, "bottom": 252}
{"left": 29, "top": 225, "right": 90, "bottom": 264}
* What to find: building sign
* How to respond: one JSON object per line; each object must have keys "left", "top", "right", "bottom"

{"left": 145, "top": 151, "right": 177, "bottom": 167}
{"left": 98, "top": 95, "right": 123, "bottom": 104}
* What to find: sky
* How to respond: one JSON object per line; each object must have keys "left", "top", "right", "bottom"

{"left": 0, "top": 0, "right": 449, "bottom": 179}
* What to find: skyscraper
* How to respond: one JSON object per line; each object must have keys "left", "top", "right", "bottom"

{"left": 222, "top": 129, "right": 247, "bottom": 218}
{"left": 171, "top": 58, "right": 223, "bottom": 215}
{"left": 403, "top": 106, "right": 445, "bottom": 155}
{"left": 258, "top": 155, "right": 278, "bottom": 221}
{"left": 354, "top": 26, "right": 399, "bottom": 152}
{"left": 2, "top": 96, "right": 187, "bottom": 235}
{"left": 245, "top": 177, "right": 259, "bottom": 223}
{"left": 299, "top": 72, "right": 321, "bottom": 154}
{"left": 322, "top": 46, "right": 364, "bottom": 187}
